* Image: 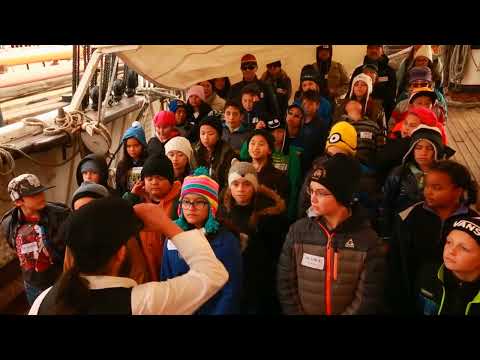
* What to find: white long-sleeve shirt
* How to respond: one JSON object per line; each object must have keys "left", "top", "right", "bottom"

{"left": 29, "top": 229, "right": 229, "bottom": 315}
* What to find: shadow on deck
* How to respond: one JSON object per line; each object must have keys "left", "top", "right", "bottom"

{"left": 445, "top": 106, "right": 480, "bottom": 183}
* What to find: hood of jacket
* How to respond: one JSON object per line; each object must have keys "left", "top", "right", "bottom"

{"left": 76, "top": 153, "right": 109, "bottom": 186}
{"left": 221, "top": 183, "right": 286, "bottom": 229}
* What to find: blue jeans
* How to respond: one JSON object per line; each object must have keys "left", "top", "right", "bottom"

{"left": 24, "top": 282, "right": 44, "bottom": 306}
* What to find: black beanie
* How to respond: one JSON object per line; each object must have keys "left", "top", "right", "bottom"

{"left": 199, "top": 115, "right": 223, "bottom": 138}
{"left": 141, "top": 154, "right": 174, "bottom": 183}
{"left": 447, "top": 216, "right": 480, "bottom": 246}
{"left": 309, "top": 153, "right": 361, "bottom": 206}
{"left": 63, "top": 197, "right": 143, "bottom": 272}
{"left": 248, "top": 129, "right": 275, "bottom": 154}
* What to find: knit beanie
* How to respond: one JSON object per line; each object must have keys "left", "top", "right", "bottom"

{"left": 414, "top": 45, "right": 433, "bottom": 63}
{"left": 241, "top": 54, "right": 257, "bottom": 64}
{"left": 409, "top": 87, "right": 437, "bottom": 104}
{"left": 175, "top": 167, "right": 220, "bottom": 234}
{"left": 186, "top": 85, "right": 206, "bottom": 102}
{"left": 362, "top": 63, "right": 379, "bottom": 74}
{"left": 247, "top": 129, "right": 275, "bottom": 154}
{"left": 228, "top": 159, "right": 259, "bottom": 191}
{"left": 153, "top": 111, "right": 176, "bottom": 128}
{"left": 199, "top": 115, "right": 223, "bottom": 138}
{"left": 267, "top": 60, "right": 282, "bottom": 68}
{"left": 168, "top": 99, "right": 186, "bottom": 113}
{"left": 80, "top": 160, "right": 102, "bottom": 175}
{"left": 63, "top": 197, "right": 143, "bottom": 273}
{"left": 121, "top": 121, "right": 147, "bottom": 147}
{"left": 403, "top": 124, "right": 444, "bottom": 164}
{"left": 325, "top": 121, "right": 358, "bottom": 157}
{"left": 407, "top": 106, "right": 447, "bottom": 144}
{"left": 349, "top": 73, "right": 373, "bottom": 105}
{"left": 164, "top": 136, "right": 193, "bottom": 163}
{"left": 141, "top": 154, "right": 175, "bottom": 183}
{"left": 447, "top": 216, "right": 480, "bottom": 246}
{"left": 300, "top": 66, "right": 320, "bottom": 85}
{"left": 71, "top": 181, "right": 109, "bottom": 208}
{"left": 408, "top": 66, "right": 432, "bottom": 83}
{"left": 309, "top": 153, "right": 361, "bottom": 207}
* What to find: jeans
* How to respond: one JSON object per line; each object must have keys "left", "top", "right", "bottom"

{"left": 24, "top": 282, "right": 44, "bottom": 306}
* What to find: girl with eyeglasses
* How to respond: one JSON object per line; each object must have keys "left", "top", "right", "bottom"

{"left": 160, "top": 168, "right": 243, "bottom": 315}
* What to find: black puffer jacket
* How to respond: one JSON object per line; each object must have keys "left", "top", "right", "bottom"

{"left": 278, "top": 204, "right": 386, "bottom": 315}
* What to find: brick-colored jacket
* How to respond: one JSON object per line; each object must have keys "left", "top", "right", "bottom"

{"left": 277, "top": 205, "right": 385, "bottom": 315}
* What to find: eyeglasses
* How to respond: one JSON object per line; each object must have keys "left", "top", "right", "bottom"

{"left": 411, "top": 81, "right": 431, "bottom": 88}
{"left": 241, "top": 64, "right": 257, "bottom": 71}
{"left": 181, "top": 199, "right": 209, "bottom": 209}
{"left": 306, "top": 187, "right": 333, "bottom": 198}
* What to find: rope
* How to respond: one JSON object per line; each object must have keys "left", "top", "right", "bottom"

{"left": 448, "top": 45, "right": 471, "bottom": 89}
{"left": 0, "top": 110, "right": 96, "bottom": 175}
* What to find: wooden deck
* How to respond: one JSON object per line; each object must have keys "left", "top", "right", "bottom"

{"left": 445, "top": 106, "right": 480, "bottom": 182}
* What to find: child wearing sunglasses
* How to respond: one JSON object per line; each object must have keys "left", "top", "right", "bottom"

{"left": 160, "top": 169, "right": 243, "bottom": 315}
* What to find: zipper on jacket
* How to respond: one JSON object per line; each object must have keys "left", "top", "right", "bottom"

{"left": 317, "top": 221, "right": 335, "bottom": 315}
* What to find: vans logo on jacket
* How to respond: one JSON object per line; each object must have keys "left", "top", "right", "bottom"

{"left": 345, "top": 238, "right": 355, "bottom": 248}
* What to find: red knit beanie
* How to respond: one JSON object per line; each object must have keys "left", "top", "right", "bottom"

{"left": 241, "top": 54, "right": 257, "bottom": 64}
{"left": 153, "top": 111, "right": 176, "bottom": 128}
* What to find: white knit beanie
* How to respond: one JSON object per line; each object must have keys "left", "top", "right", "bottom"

{"left": 414, "top": 45, "right": 433, "bottom": 63}
{"left": 164, "top": 136, "right": 193, "bottom": 162}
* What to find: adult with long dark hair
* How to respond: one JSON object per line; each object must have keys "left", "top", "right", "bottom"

{"left": 28, "top": 197, "right": 228, "bottom": 315}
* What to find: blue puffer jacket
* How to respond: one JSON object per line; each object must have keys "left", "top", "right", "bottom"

{"left": 160, "top": 227, "right": 243, "bottom": 315}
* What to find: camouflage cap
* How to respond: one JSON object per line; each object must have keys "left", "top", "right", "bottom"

{"left": 7, "top": 174, "right": 55, "bottom": 201}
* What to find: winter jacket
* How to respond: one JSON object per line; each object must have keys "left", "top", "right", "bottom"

{"left": 186, "top": 102, "right": 214, "bottom": 143}
{"left": 260, "top": 69, "right": 292, "bottom": 118}
{"left": 115, "top": 158, "right": 146, "bottom": 197}
{"left": 193, "top": 140, "right": 237, "bottom": 189}
{"left": 375, "top": 135, "right": 411, "bottom": 185}
{"left": 76, "top": 154, "right": 116, "bottom": 196}
{"left": 300, "top": 114, "right": 329, "bottom": 173}
{"left": 349, "top": 55, "right": 397, "bottom": 120}
{"left": 122, "top": 181, "right": 182, "bottom": 281}
{"left": 309, "top": 61, "right": 350, "bottom": 101}
{"left": 205, "top": 92, "right": 226, "bottom": 113}
{"left": 379, "top": 163, "right": 424, "bottom": 239}
{"left": 146, "top": 131, "right": 180, "bottom": 158}
{"left": 386, "top": 202, "right": 479, "bottom": 314}
{"left": 228, "top": 76, "right": 281, "bottom": 119}
{"left": 343, "top": 115, "right": 386, "bottom": 169}
{"left": 257, "top": 162, "right": 289, "bottom": 204}
{"left": 1, "top": 202, "right": 71, "bottom": 288}
{"left": 219, "top": 184, "right": 287, "bottom": 314}
{"left": 416, "top": 263, "right": 480, "bottom": 316}
{"left": 239, "top": 142, "right": 303, "bottom": 222}
{"left": 277, "top": 204, "right": 386, "bottom": 315}
{"left": 222, "top": 124, "right": 252, "bottom": 153}
{"left": 160, "top": 227, "right": 243, "bottom": 315}
{"left": 334, "top": 97, "right": 386, "bottom": 132}
{"left": 293, "top": 96, "right": 332, "bottom": 130}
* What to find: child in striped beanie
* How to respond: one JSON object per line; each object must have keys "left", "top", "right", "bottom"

{"left": 175, "top": 167, "right": 220, "bottom": 234}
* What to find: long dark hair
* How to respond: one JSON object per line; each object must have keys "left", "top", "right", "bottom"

{"left": 429, "top": 160, "right": 478, "bottom": 205}
{"left": 210, "top": 77, "right": 231, "bottom": 100}
{"left": 116, "top": 138, "right": 148, "bottom": 194}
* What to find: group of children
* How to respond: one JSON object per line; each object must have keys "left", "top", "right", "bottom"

{"left": 2, "top": 45, "right": 480, "bottom": 315}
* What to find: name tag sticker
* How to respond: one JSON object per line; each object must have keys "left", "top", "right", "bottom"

{"left": 360, "top": 131, "right": 373, "bottom": 140}
{"left": 378, "top": 76, "right": 389, "bottom": 82}
{"left": 301, "top": 253, "right": 324, "bottom": 270}
{"left": 166, "top": 240, "right": 177, "bottom": 250}
{"left": 21, "top": 242, "right": 38, "bottom": 254}
{"left": 324, "top": 74, "right": 329, "bottom": 79}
